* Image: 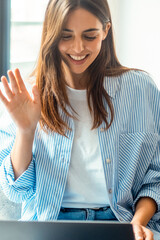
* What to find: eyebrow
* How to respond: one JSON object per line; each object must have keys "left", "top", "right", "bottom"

{"left": 62, "top": 28, "right": 100, "bottom": 33}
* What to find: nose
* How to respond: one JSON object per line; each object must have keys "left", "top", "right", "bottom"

{"left": 72, "top": 38, "right": 85, "bottom": 53}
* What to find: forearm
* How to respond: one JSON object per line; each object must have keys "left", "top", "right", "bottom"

{"left": 131, "top": 197, "right": 157, "bottom": 226}
{"left": 11, "top": 129, "right": 35, "bottom": 180}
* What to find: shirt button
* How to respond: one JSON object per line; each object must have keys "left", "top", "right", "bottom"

{"left": 109, "top": 189, "right": 112, "bottom": 194}
{"left": 106, "top": 159, "right": 111, "bottom": 164}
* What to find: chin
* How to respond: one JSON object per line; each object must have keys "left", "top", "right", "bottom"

{"left": 71, "top": 70, "right": 86, "bottom": 75}
{"left": 70, "top": 66, "right": 89, "bottom": 75}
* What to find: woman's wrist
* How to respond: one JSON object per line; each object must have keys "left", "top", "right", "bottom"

{"left": 11, "top": 128, "right": 35, "bottom": 180}
{"left": 16, "top": 127, "right": 36, "bottom": 139}
{"left": 131, "top": 197, "right": 157, "bottom": 227}
{"left": 131, "top": 218, "right": 147, "bottom": 227}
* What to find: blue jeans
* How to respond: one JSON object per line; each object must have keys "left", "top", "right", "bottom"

{"left": 58, "top": 206, "right": 117, "bottom": 221}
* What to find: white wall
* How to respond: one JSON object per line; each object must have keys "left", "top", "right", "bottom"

{"left": 108, "top": 0, "right": 160, "bottom": 89}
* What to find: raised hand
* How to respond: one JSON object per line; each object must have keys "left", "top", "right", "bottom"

{"left": 0, "top": 69, "right": 41, "bottom": 134}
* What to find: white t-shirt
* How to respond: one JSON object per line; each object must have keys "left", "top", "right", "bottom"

{"left": 62, "top": 85, "right": 109, "bottom": 208}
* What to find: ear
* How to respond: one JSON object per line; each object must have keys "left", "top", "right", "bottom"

{"left": 103, "top": 22, "right": 111, "bottom": 40}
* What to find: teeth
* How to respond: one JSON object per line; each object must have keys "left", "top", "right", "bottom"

{"left": 69, "top": 55, "right": 87, "bottom": 60}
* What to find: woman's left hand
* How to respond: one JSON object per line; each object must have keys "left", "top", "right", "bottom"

{"left": 132, "top": 224, "right": 154, "bottom": 240}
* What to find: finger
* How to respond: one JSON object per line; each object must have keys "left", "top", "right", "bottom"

{"left": 7, "top": 70, "right": 20, "bottom": 94}
{"left": 0, "top": 89, "right": 10, "bottom": 107}
{"left": 14, "top": 68, "right": 27, "bottom": 92}
{"left": 137, "top": 237, "right": 144, "bottom": 240}
{"left": 1, "top": 76, "right": 14, "bottom": 100}
{"left": 32, "top": 84, "right": 40, "bottom": 104}
{"left": 144, "top": 229, "right": 154, "bottom": 240}
{"left": 136, "top": 235, "right": 144, "bottom": 240}
{"left": 133, "top": 225, "right": 145, "bottom": 240}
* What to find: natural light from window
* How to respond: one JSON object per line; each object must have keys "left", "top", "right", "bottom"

{"left": 10, "top": 0, "right": 160, "bottom": 89}
{"left": 10, "top": 0, "right": 48, "bottom": 79}
{"left": 108, "top": 0, "right": 160, "bottom": 89}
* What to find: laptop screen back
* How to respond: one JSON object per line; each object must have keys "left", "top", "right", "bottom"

{"left": 0, "top": 220, "right": 135, "bottom": 240}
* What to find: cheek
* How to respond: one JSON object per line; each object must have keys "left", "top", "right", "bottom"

{"left": 58, "top": 41, "right": 69, "bottom": 54}
{"left": 58, "top": 38, "right": 103, "bottom": 54}
{"left": 88, "top": 39, "right": 103, "bottom": 53}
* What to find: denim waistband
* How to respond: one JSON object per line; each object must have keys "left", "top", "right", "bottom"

{"left": 60, "top": 206, "right": 110, "bottom": 212}
{"left": 58, "top": 206, "right": 117, "bottom": 221}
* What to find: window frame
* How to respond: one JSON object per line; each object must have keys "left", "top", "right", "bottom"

{"left": 0, "top": 0, "right": 11, "bottom": 77}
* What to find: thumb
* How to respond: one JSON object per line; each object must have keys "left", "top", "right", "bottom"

{"left": 32, "top": 84, "right": 40, "bottom": 103}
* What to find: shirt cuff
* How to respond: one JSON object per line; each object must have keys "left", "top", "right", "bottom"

{"left": 0, "top": 155, "right": 36, "bottom": 203}
{"left": 133, "top": 186, "right": 160, "bottom": 214}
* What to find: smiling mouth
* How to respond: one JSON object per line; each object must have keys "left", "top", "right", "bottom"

{"left": 68, "top": 54, "right": 89, "bottom": 61}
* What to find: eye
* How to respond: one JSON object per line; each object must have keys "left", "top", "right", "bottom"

{"left": 61, "top": 35, "right": 72, "bottom": 40}
{"left": 84, "top": 36, "right": 97, "bottom": 41}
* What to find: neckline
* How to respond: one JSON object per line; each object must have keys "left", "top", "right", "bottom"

{"left": 66, "top": 85, "right": 87, "bottom": 100}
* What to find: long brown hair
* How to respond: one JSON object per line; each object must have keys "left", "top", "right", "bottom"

{"left": 35, "top": 0, "right": 130, "bottom": 136}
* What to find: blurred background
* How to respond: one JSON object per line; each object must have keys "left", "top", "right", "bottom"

{"left": 0, "top": 0, "right": 160, "bottom": 88}
{"left": 0, "top": 0, "right": 159, "bottom": 221}
{"left": 108, "top": 0, "right": 160, "bottom": 89}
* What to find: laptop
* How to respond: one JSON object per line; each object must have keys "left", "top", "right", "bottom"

{"left": 0, "top": 220, "right": 135, "bottom": 240}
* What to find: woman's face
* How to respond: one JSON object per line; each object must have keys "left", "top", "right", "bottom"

{"left": 58, "top": 8, "right": 110, "bottom": 77}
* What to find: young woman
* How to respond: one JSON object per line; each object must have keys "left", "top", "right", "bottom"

{"left": 0, "top": 0, "right": 159, "bottom": 239}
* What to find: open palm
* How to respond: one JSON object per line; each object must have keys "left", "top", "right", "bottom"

{"left": 0, "top": 69, "right": 41, "bottom": 133}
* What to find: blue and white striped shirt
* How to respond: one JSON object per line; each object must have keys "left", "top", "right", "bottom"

{"left": 0, "top": 71, "right": 160, "bottom": 231}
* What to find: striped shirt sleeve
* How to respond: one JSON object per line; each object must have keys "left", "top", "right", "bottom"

{"left": 131, "top": 73, "right": 160, "bottom": 213}
{"left": 0, "top": 111, "right": 36, "bottom": 203}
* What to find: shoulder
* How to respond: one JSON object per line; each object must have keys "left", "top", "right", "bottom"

{"left": 105, "top": 70, "right": 157, "bottom": 88}
{"left": 117, "top": 71, "right": 159, "bottom": 114}
{"left": 120, "top": 70, "right": 159, "bottom": 102}
{"left": 111, "top": 70, "right": 159, "bottom": 98}
{"left": 119, "top": 70, "right": 157, "bottom": 89}
{"left": 119, "top": 71, "right": 159, "bottom": 130}
{"left": 104, "top": 70, "right": 159, "bottom": 99}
